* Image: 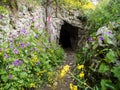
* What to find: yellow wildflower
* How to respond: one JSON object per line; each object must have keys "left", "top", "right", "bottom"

{"left": 70, "top": 83, "right": 78, "bottom": 90}
{"left": 73, "top": 85, "right": 78, "bottom": 90}
{"left": 70, "top": 83, "right": 73, "bottom": 90}
{"left": 31, "top": 56, "right": 38, "bottom": 62}
{"left": 77, "top": 64, "right": 84, "bottom": 69}
{"left": 63, "top": 65, "right": 70, "bottom": 72}
{"left": 84, "top": 82, "right": 87, "bottom": 86}
{"left": 30, "top": 83, "right": 36, "bottom": 88}
{"left": 79, "top": 71, "right": 84, "bottom": 78}
{"left": 60, "top": 70, "right": 66, "bottom": 78}
{"left": 82, "top": 2, "right": 96, "bottom": 10}
{"left": 60, "top": 65, "right": 70, "bottom": 78}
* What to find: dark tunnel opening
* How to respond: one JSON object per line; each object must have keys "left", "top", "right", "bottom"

{"left": 59, "top": 21, "right": 78, "bottom": 49}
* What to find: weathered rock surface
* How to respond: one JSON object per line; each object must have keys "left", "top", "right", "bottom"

{"left": 0, "top": 1, "right": 84, "bottom": 49}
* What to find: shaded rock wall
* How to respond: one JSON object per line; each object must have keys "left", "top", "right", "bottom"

{"left": 0, "top": 4, "right": 45, "bottom": 43}
{"left": 0, "top": 2, "right": 84, "bottom": 49}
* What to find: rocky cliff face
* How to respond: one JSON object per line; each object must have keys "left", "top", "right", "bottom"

{"left": 0, "top": 4, "right": 45, "bottom": 43}
{"left": 0, "top": 1, "right": 84, "bottom": 49}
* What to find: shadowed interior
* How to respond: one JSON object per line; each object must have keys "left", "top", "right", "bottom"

{"left": 59, "top": 22, "right": 78, "bottom": 49}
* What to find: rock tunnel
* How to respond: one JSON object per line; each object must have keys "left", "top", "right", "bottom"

{"left": 59, "top": 21, "right": 79, "bottom": 50}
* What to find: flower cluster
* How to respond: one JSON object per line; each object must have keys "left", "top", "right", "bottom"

{"left": 60, "top": 65, "right": 70, "bottom": 78}
{"left": 82, "top": 2, "right": 96, "bottom": 10}
{"left": 12, "top": 59, "right": 23, "bottom": 66}
{"left": 70, "top": 83, "right": 78, "bottom": 90}
{"left": 77, "top": 64, "right": 84, "bottom": 78}
{"left": 0, "top": 28, "right": 64, "bottom": 89}
{"left": 30, "top": 83, "right": 36, "bottom": 88}
{"left": 30, "top": 55, "right": 40, "bottom": 66}
{"left": 62, "top": 0, "right": 85, "bottom": 9}
{"left": 77, "top": 64, "right": 84, "bottom": 69}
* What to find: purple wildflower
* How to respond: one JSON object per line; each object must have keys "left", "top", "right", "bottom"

{"left": 35, "top": 34, "right": 39, "bottom": 39}
{"left": 9, "top": 38, "right": 14, "bottom": 44}
{"left": 13, "top": 49, "right": 19, "bottom": 54}
{"left": 13, "top": 35, "right": 17, "bottom": 39}
{"left": 0, "top": 15, "right": 3, "bottom": 19}
{"left": 88, "top": 37, "right": 93, "bottom": 42}
{"left": 26, "top": 42, "right": 30, "bottom": 47}
{"left": 14, "top": 19, "right": 16, "bottom": 23}
{"left": 99, "top": 36, "right": 104, "bottom": 41}
{"left": 107, "top": 31, "right": 112, "bottom": 35}
{"left": 0, "top": 48, "right": 2, "bottom": 51}
{"left": 10, "top": 45, "right": 14, "bottom": 49}
{"left": 9, "top": 75, "right": 13, "bottom": 80}
{"left": 36, "top": 61, "right": 40, "bottom": 65}
{"left": 12, "top": 59, "right": 23, "bottom": 66}
{"left": 4, "top": 53, "right": 9, "bottom": 59}
{"left": 38, "top": 16, "right": 41, "bottom": 18}
{"left": 20, "top": 29, "right": 27, "bottom": 35}
{"left": 31, "top": 48, "right": 35, "bottom": 51}
{"left": 30, "top": 17, "right": 34, "bottom": 22}
{"left": 20, "top": 43, "right": 24, "bottom": 48}
{"left": 17, "top": 31, "right": 20, "bottom": 35}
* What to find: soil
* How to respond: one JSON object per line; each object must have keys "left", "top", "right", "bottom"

{"left": 41, "top": 48, "right": 77, "bottom": 90}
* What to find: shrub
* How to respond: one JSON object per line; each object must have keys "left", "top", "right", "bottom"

{"left": 74, "top": 0, "right": 120, "bottom": 89}
{"left": 0, "top": 29, "right": 64, "bottom": 90}
{"left": 87, "top": 0, "right": 120, "bottom": 34}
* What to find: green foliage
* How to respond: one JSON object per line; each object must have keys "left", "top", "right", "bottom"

{"left": 76, "top": 22, "right": 120, "bottom": 89}
{"left": 98, "top": 63, "right": 109, "bottom": 73}
{"left": 26, "top": 0, "right": 40, "bottom": 5}
{"left": 86, "top": 0, "right": 120, "bottom": 33}
{"left": 101, "top": 79, "right": 115, "bottom": 90}
{"left": 76, "top": 0, "right": 120, "bottom": 89}
{"left": 111, "top": 66, "right": 120, "bottom": 81}
{"left": 0, "top": 6, "right": 9, "bottom": 14}
{"left": 105, "top": 49, "right": 116, "bottom": 63}
{"left": 0, "top": 29, "right": 64, "bottom": 89}
{"left": 0, "top": 0, "right": 18, "bottom": 10}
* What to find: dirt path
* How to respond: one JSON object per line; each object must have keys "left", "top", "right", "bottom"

{"left": 56, "top": 48, "right": 77, "bottom": 90}
{"left": 41, "top": 48, "right": 77, "bottom": 90}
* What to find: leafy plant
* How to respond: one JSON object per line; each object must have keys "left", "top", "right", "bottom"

{"left": 0, "top": 28, "right": 64, "bottom": 89}
{"left": 0, "top": 6, "right": 9, "bottom": 15}
{"left": 75, "top": 0, "right": 120, "bottom": 88}
{"left": 86, "top": 0, "right": 120, "bottom": 34}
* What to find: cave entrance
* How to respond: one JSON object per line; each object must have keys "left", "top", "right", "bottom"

{"left": 59, "top": 21, "right": 78, "bottom": 49}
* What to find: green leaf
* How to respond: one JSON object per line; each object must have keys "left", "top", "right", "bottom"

{"left": 20, "top": 72, "right": 28, "bottom": 78}
{"left": 117, "top": 33, "right": 120, "bottom": 40}
{"left": 104, "top": 34, "right": 109, "bottom": 44}
{"left": 93, "top": 85, "right": 99, "bottom": 90}
{"left": 98, "top": 63, "right": 109, "bottom": 73}
{"left": 117, "top": 49, "right": 120, "bottom": 56}
{"left": 105, "top": 49, "right": 116, "bottom": 63}
{"left": 0, "top": 69, "right": 7, "bottom": 74}
{"left": 101, "top": 79, "right": 115, "bottom": 90}
{"left": 92, "top": 43, "right": 98, "bottom": 50}
{"left": 1, "top": 75, "right": 8, "bottom": 82}
{"left": 14, "top": 67, "right": 20, "bottom": 71}
{"left": 111, "top": 66, "right": 120, "bottom": 81}
{"left": 17, "top": 80, "right": 24, "bottom": 84}
{"left": 4, "top": 83, "right": 10, "bottom": 89}
{"left": 109, "top": 23, "right": 114, "bottom": 30}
